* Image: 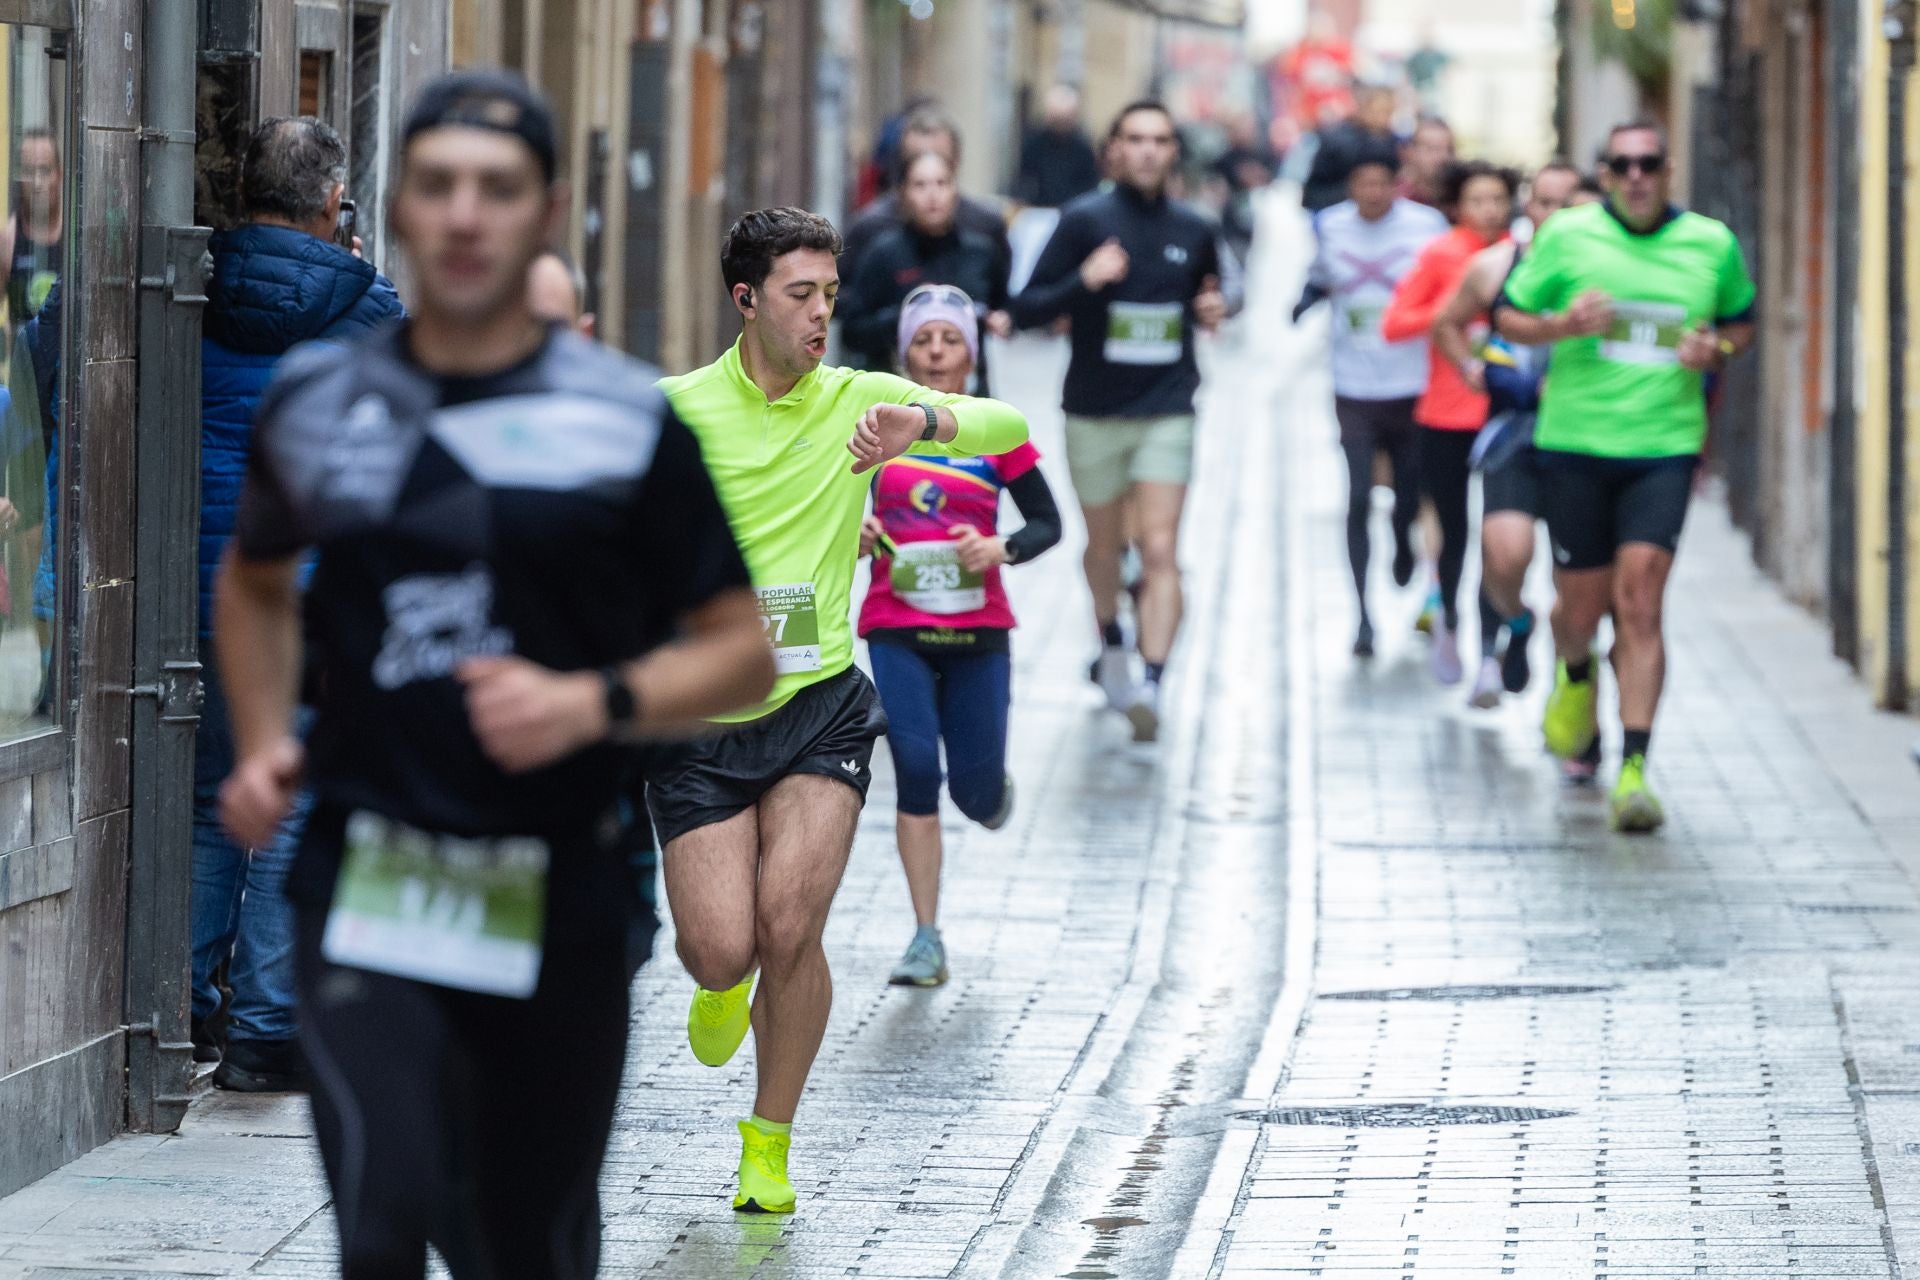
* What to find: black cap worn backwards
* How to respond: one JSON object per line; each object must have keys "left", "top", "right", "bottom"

{"left": 401, "top": 68, "right": 558, "bottom": 182}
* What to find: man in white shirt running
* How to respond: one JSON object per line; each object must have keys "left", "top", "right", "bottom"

{"left": 1296, "top": 143, "right": 1448, "bottom": 656}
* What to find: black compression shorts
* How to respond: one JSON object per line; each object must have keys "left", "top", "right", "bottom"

{"left": 295, "top": 805, "right": 631, "bottom": 1280}
{"left": 1482, "top": 446, "right": 1540, "bottom": 517}
{"left": 1537, "top": 450, "right": 1698, "bottom": 571}
{"left": 646, "top": 665, "right": 888, "bottom": 847}
{"left": 1478, "top": 412, "right": 1540, "bottom": 517}
{"left": 1333, "top": 395, "right": 1420, "bottom": 451}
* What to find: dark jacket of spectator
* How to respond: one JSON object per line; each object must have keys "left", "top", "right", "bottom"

{"left": 1303, "top": 119, "right": 1399, "bottom": 213}
{"left": 840, "top": 192, "right": 1010, "bottom": 321}
{"left": 842, "top": 222, "right": 1009, "bottom": 379}
{"left": 1014, "top": 126, "right": 1102, "bottom": 209}
{"left": 198, "top": 222, "right": 401, "bottom": 639}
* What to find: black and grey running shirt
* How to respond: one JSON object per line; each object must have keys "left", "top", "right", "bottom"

{"left": 235, "top": 323, "right": 749, "bottom": 877}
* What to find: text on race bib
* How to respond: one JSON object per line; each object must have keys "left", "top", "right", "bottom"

{"left": 1341, "top": 301, "right": 1385, "bottom": 339}
{"left": 756, "top": 583, "right": 824, "bottom": 674}
{"left": 323, "top": 811, "right": 548, "bottom": 998}
{"left": 1105, "top": 302, "right": 1184, "bottom": 366}
{"left": 1598, "top": 300, "right": 1689, "bottom": 365}
{"left": 888, "top": 540, "right": 987, "bottom": 615}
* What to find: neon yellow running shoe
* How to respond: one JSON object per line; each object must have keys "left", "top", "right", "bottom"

{"left": 733, "top": 1119, "right": 796, "bottom": 1214}
{"left": 1610, "top": 754, "right": 1666, "bottom": 833}
{"left": 687, "top": 976, "right": 754, "bottom": 1067}
{"left": 1542, "top": 661, "right": 1599, "bottom": 760}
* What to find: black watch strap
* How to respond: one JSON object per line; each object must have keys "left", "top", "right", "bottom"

{"left": 913, "top": 402, "right": 940, "bottom": 441}
{"left": 600, "top": 666, "right": 638, "bottom": 729}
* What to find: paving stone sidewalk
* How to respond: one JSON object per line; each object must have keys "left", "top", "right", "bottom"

{"left": 5, "top": 205, "right": 1920, "bottom": 1279}
{"left": 1206, "top": 254, "right": 1920, "bottom": 1278}
{"left": 0, "top": 314, "right": 1293, "bottom": 1279}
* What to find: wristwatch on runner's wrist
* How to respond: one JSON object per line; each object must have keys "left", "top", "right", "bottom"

{"left": 599, "top": 666, "right": 638, "bottom": 731}
{"left": 911, "top": 402, "right": 939, "bottom": 441}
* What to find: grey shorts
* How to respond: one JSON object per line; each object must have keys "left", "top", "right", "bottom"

{"left": 1063, "top": 413, "right": 1196, "bottom": 507}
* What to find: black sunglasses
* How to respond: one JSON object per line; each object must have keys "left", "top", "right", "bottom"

{"left": 1605, "top": 152, "right": 1666, "bottom": 177}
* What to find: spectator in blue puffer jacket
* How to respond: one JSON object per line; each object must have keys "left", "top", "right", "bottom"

{"left": 193, "top": 116, "right": 402, "bottom": 1092}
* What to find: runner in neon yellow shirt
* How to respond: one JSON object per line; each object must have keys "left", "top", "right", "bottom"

{"left": 661, "top": 329, "right": 1024, "bottom": 724}
{"left": 648, "top": 208, "right": 1029, "bottom": 1215}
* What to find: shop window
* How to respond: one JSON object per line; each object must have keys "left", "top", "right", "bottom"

{"left": 0, "top": 23, "right": 69, "bottom": 743}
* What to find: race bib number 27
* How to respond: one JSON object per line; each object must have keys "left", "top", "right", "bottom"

{"left": 756, "top": 583, "right": 824, "bottom": 674}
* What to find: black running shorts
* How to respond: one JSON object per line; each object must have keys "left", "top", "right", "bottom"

{"left": 1479, "top": 413, "right": 1540, "bottom": 518}
{"left": 1333, "top": 395, "right": 1420, "bottom": 451}
{"left": 646, "top": 665, "right": 888, "bottom": 847}
{"left": 1537, "top": 450, "right": 1698, "bottom": 571}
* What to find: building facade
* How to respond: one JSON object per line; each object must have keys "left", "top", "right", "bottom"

{"left": 0, "top": 0, "right": 448, "bottom": 1200}
{"left": 1661, "top": 0, "right": 1916, "bottom": 715}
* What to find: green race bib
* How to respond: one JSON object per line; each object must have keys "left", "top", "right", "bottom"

{"left": 1105, "top": 301, "right": 1183, "bottom": 365}
{"left": 1599, "top": 300, "right": 1688, "bottom": 365}
{"left": 323, "top": 811, "right": 548, "bottom": 998}
{"left": 889, "top": 540, "right": 987, "bottom": 615}
{"left": 1341, "top": 300, "right": 1384, "bottom": 338}
{"left": 756, "top": 582, "right": 824, "bottom": 674}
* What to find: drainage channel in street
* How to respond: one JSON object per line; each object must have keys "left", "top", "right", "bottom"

{"left": 981, "top": 352, "right": 1295, "bottom": 1280}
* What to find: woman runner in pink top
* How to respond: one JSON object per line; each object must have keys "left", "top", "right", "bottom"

{"left": 858, "top": 285, "right": 1062, "bottom": 987}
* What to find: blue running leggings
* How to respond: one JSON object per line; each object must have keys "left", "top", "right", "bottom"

{"left": 868, "top": 641, "right": 1011, "bottom": 820}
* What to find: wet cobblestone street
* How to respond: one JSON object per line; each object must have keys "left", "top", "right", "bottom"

{"left": 2, "top": 212, "right": 1918, "bottom": 1278}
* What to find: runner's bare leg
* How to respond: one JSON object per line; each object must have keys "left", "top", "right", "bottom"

{"left": 748, "top": 774, "right": 860, "bottom": 1124}
{"left": 1132, "top": 480, "right": 1188, "bottom": 665}
{"left": 663, "top": 807, "right": 760, "bottom": 991}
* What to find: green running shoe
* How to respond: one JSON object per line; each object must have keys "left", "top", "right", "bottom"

{"left": 687, "top": 975, "right": 754, "bottom": 1067}
{"left": 888, "top": 929, "right": 949, "bottom": 987}
{"left": 734, "top": 1119, "right": 796, "bottom": 1214}
{"left": 1610, "top": 754, "right": 1665, "bottom": 833}
{"left": 1414, "top": 586, "right": 1441, "bottom": 635}
{"left": 1542, "top": 660, "right": 1599, "bottom": 760}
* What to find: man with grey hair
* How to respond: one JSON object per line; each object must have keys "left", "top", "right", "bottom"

{"left": 190, "top": 114, "right": 402, "bottom": 1091}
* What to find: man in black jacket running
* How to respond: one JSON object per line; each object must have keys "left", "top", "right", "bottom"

{"left": 1013, "top": 99, "right": 1226, "bottom": 743}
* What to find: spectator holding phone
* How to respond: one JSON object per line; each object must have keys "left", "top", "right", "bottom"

{"left": 190, "top": 116, "right": 402, "bottom": 1090}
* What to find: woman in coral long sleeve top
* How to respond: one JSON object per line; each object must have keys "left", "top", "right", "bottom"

{"left": 1381, "top": 160, "right": 1519, "bottom": 685}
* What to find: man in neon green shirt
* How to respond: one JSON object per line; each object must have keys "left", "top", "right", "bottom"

{"left": 1498, "top": 121, "right": 1755, "bottom": 833}
{"left": 649, "top": 207, "right": 1028, "bottom": 1214}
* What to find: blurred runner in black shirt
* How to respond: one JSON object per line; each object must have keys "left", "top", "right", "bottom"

{"left": 215, "top": 69, "right": 773, "bottom": 1280}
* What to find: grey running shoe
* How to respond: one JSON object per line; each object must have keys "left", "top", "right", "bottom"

{"left": 889, "top": 930, "right": 948, "bottom": 987}
{"left": 1562, "top": 734, "right": 1603, "bottom": 785}
{"left": 981, "top": 775, "right": 1015, "bottom": 831}
{"left": 1095, "top": 646, "right": 1132, "bottom": 711}
{"left": 1126, "top": 679, "right": 1161, "bottom": 743}
{"left": 1431, "top": 623, "right": 1463, "bottom": 686}
{"left": 1468, "top": 655, "right": 1502, "bottom": 709}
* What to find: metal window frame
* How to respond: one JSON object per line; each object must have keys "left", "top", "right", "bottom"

{"left": 345, "top": 0, "right": 392, "bottom": 269}
{"left": 0, "top": 1, "right": 70, "bottom": 32}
